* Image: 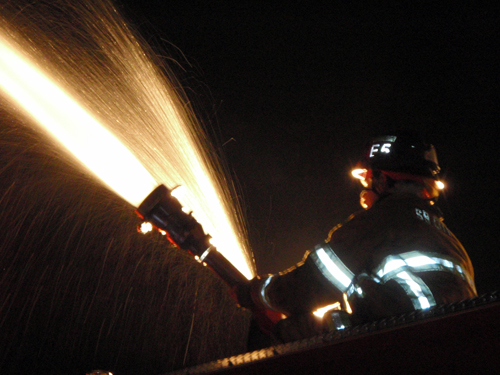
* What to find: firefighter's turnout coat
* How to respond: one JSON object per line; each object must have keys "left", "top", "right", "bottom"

{"left": 252, "top": 192, "right": 476, "bottom": 325}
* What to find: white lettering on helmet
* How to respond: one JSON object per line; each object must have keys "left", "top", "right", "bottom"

{"left": 370, "top": 143, "right": 392, "bottom": 158}
{"left": 370, "top": 144, "right": 380, "bottom": 157}
{"left": 381, "top": 143, "right": 392, "bottom": 153}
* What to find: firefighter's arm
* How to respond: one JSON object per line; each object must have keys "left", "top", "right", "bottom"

{"left": 238, "top": 252, "right": 343, "bottom": 316}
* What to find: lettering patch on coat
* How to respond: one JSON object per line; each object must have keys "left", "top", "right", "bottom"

{"left": 415, "top": 208, "right": 452, "bottom": 237}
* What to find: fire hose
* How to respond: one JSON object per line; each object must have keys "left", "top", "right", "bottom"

{"left": 136, "top": 185, "right": 282, "bottom": 334}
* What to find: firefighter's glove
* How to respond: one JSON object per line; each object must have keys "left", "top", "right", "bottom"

{"left": 230, "top": 277, "right": 284, "bottom": 335}
{"left": 230, "top": 276, "right": 270, "bottom": 310}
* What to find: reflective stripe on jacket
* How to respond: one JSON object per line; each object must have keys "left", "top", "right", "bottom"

{"left": 253, "top": 193, "right": 476, "bottom": 322}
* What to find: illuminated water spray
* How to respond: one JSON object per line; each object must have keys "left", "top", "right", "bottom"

{"left": 0, "top": 0, "right": 254, "bottom": 278}
{"left": 0, "top": 34, "right": 157, "bottom": 205}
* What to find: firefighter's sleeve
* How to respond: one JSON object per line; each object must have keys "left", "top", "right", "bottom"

{"left": 249, "top": 248, "right": 344, "bottom": 316}
{"left": 347, "top": 250, "right": 477, "bottom": 323}
{"left": 250, "top": 246, "right": 477, "bottom": 322}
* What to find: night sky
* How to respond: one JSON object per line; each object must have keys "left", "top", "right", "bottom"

{"left": 119, "top": 1, "right": 500, "bottom": 293}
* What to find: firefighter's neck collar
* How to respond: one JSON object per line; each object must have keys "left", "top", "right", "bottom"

{"left": 360, "top": 182, "right": 436, "bottom": 210}
{"left": 389, "top": 182, "right": 430, "bottom": 198}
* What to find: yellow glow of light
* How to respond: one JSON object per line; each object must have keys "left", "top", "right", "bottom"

{"left": 0, "top": 22, "right": 254, "bottom": 279}
{"left": 209, "top": 237, "right": 221, "bottom": 248}
{"left": 360, "top": 199, "right": 369, "bottom": 210}
{"left": 312, "top": 302, "right": 341, "bottom": 318}
{"left": 170, "top": 185, "right": 187, "bottom": 200}
{"left": 351, "top": 168, "right": 369, "bottom": 187}
{"left": 351, "top": 168, "right": 367, "bottom": 180}
{"left": 436, "top": 180, "right": 445, "bottom": 190}
{"left": 0, "top": 34, "right": 157, "bottom": 208}
{"left": 139, "top": 222, "right": 153, "bottom": 234}
{"left": 171, "top": 186, "right": 193, "bottom": 213}
{"left": 343, "top": 292, "right": 353, "bottom": 314}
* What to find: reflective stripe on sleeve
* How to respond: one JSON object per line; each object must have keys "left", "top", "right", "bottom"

{"left": 374, "top": 250, "right": 474, "bottom": 290}
{"left": 372, "top": 250, "right": 475, "bottom": 310}
{"left": 257, "top": 275, "right": 277, "bottom": 311}
{"left": 390, "top": 271, "right": 436, "bottom": 310}
{"left": 310, "top": 244, "right": 354, "bottom": 293}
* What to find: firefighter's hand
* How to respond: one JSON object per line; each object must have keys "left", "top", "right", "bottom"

{"left": 229, "top": 279, "right": 284, "bottom": 335}
{"left": 229, "top": 276, "right": 267, "bottom": 310}
{"left": 272, "top": 313, "right": 323, "bottom": 343}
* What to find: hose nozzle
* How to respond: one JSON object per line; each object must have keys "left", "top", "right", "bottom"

{"left": 136, "top": 184, "right": 248, "bottom": 287}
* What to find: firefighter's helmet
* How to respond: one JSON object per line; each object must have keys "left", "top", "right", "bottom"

{"left": 352, "top": 132, "right": 444, "bottom": 206}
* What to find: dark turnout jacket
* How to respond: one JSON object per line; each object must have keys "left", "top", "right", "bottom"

{"left": 252, "top": 193, "right": 476, "bottom": 324}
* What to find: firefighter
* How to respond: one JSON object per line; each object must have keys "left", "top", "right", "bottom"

{"left": 237, "top": 132, "right": 477, "bottom": 343}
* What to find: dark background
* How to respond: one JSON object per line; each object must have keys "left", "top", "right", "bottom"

{"left": 118, "top": 1, "right": 499, "bottom": 293}
{"left": 0, "top": 1, "right": 498, "bottom": 374}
